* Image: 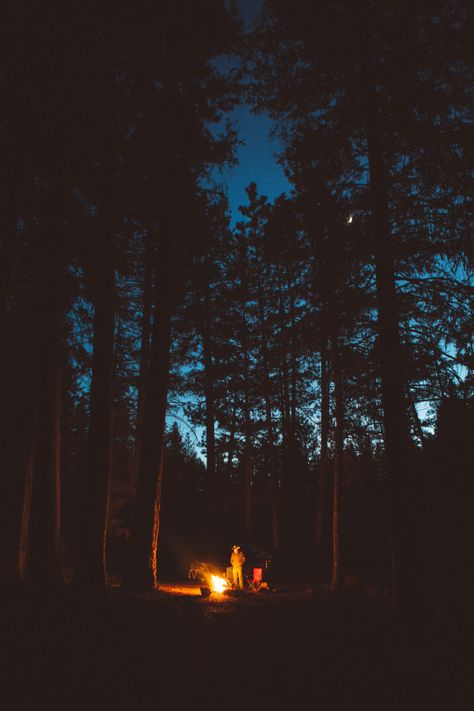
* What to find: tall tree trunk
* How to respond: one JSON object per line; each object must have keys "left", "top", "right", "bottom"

{"left": 0, "top": 176, "right": 17, "bottom": 324}
{"left": 276, "top": 265, "right": 296, "bottom": 554}
{"left": 123, "top": 236, "right": 173, "bottom": 592}
{"left": 277, "top": 266, "right": 291, "bottom": 427}
{"left": 313, "top": 226, "right": 332, "bottom": 572}
{"left": 0, "top": 41, "right": 19, "bottom": 329}
{"left": 23, "top": 184, "right": 65, "bottom": 588}
{"left": 17, "top": 416, "right": 38, "bottom": 580}
{"left": 225, "top": 400, "right": 237, "bottom": 479}
{"left": 238, "top": 238, "right": 253, "bottom": 540}
{"left": 285, "top": 263, "right": 298, "bottom": 430}
{"left": 75, "top": 198, "right": 115, "bottom": 588}
{"left": 134, "top": 228, "right": 154, "bottom": 491}
{"left": 364, "top": 72, "right": 412, "bottom": 608}
{"left": 315, "top": 341, "right": 330, "bottom": 562}
{"left": 201, "top": 288, "right": 216, "bottom": 488}
{"left": 330, "top": 332, "right": 344, "bottom": 592}
{"left": 243, "top": 354, "right": 253, "bottom": 540}
{"left": 253, "top": 243, "right": 279, "bottom": 550}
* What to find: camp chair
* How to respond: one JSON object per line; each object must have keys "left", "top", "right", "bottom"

{"left": 247, "top": 567, "right": 263, "bottom": 592}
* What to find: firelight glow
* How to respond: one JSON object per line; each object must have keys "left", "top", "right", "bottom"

{"left": 210, "top": 574, "right": 229, "bottom": 594}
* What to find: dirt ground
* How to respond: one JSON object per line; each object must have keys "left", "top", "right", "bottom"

{"left": 0, "top": 584, "right": 469, "bottom": 710}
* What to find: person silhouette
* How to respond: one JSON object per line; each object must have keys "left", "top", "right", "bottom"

{"left": 230, "top": 545, "right": 246, "bottom": 590}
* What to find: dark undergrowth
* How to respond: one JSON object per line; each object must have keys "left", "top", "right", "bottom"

{"left": 0, "top": 584, "right": 469, "bottom": 710}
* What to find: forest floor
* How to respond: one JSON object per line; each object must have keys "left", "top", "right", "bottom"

{"left": 0, "top": 581, "right": 469, "bottom": 710}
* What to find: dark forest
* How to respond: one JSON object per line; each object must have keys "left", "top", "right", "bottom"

{"left": 1, "top": 1, "right": 472, "bottom": 708}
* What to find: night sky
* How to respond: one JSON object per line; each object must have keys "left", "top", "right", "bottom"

{"left": 218, "top": 0, "right": 291, "bottom": 223}
{"left": 220, "top": 104, "right": 290, "bottom": 224}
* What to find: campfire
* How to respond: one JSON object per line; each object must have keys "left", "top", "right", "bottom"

{"left": 209, "top": 574, "right": 230, "bottom": 594}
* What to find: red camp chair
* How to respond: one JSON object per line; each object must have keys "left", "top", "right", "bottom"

{"left": 247, "top": 567, "right": 263, "bottom": 592}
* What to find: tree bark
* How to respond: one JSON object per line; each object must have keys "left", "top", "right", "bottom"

{"left": 134, "top": 227, "right": 154, "bottom": 491}
{"left": 285, "top": 263, "right": 298, "bottom": 430}
{"left": 123, "top": 236, "right": 173, "bottom": 592}
{"left": 315, "top": 341, "right": 330, "bottom": 558}
{"left": 0, "top": 176, "right": 17, "bottom": 324}
{"left": 238, "top": 240, "right": 253, "bottom": 540}
{"left": 23, "top": 184, "right": 65, "bottom": 588}
{"left": 253, "top": 238, "right": 279, "bottom": 550}
{"left": 277, "top": 267, "right": 295, "bottom": 554}
{"left": 225, "top": 400, "right": 237, "bottom": 479}
{"left": 243, "top": 353, "right": 253, "bottom": 540}
{"left": 17, "top": 416, "right": 38, "bottom": 580}
{"left": 277, "top": 266, "right": 291, "bottom": 429}
{"left": 0, "top": 33, "right": 19, "bottom": 328}
{"left": 75, "top": 198, "right": 115, "bottom": 588}
{"left": 364, "top": 69, "right": 412, "bottom": 608}
{"left": 201, "top": 288, "right": 216, "bottom": 487}
{"left": 330, "top": 333, "right": 344, "bottom": 592}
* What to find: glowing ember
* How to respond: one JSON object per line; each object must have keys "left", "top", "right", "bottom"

{"left": 210, "top": 574, "right": 229, "bottom": 594}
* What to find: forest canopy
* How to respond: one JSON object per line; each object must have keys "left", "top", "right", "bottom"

{"left": 1, "top": 0, "right": 472, "bottom": 608}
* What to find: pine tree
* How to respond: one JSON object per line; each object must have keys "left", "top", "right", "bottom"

{"left": 247, "top": 0, "right": 473, "bottom": 606}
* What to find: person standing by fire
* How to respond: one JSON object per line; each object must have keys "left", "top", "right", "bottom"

{"left": 230, "top": 545, "right": 246, "bottom": 590}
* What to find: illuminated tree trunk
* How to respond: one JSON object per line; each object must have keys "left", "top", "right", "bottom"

{"left": 75, "top": 197, "right": 115, "bottom": 588}
{"left": 365, "top": 70, "right": 412, "bottom": 607}
{"left": 330, "top": 333, "right": 344, "bottom": 592}
{"left": 17, "top": 418, "right": 37, "bottom": 579}
{"left": 124, "top": 236, "right": 173, "bottom": 592}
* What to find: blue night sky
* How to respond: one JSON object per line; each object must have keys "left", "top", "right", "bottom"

{"left": 218, "top": 106, "right": 291, "bottom": 224}
{"left": 216, "top": 0, "right": 291, "bottom": 224}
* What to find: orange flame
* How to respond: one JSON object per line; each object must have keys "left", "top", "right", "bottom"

{"left": 210, "top": 574, "right": 229, "bottom": 594}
